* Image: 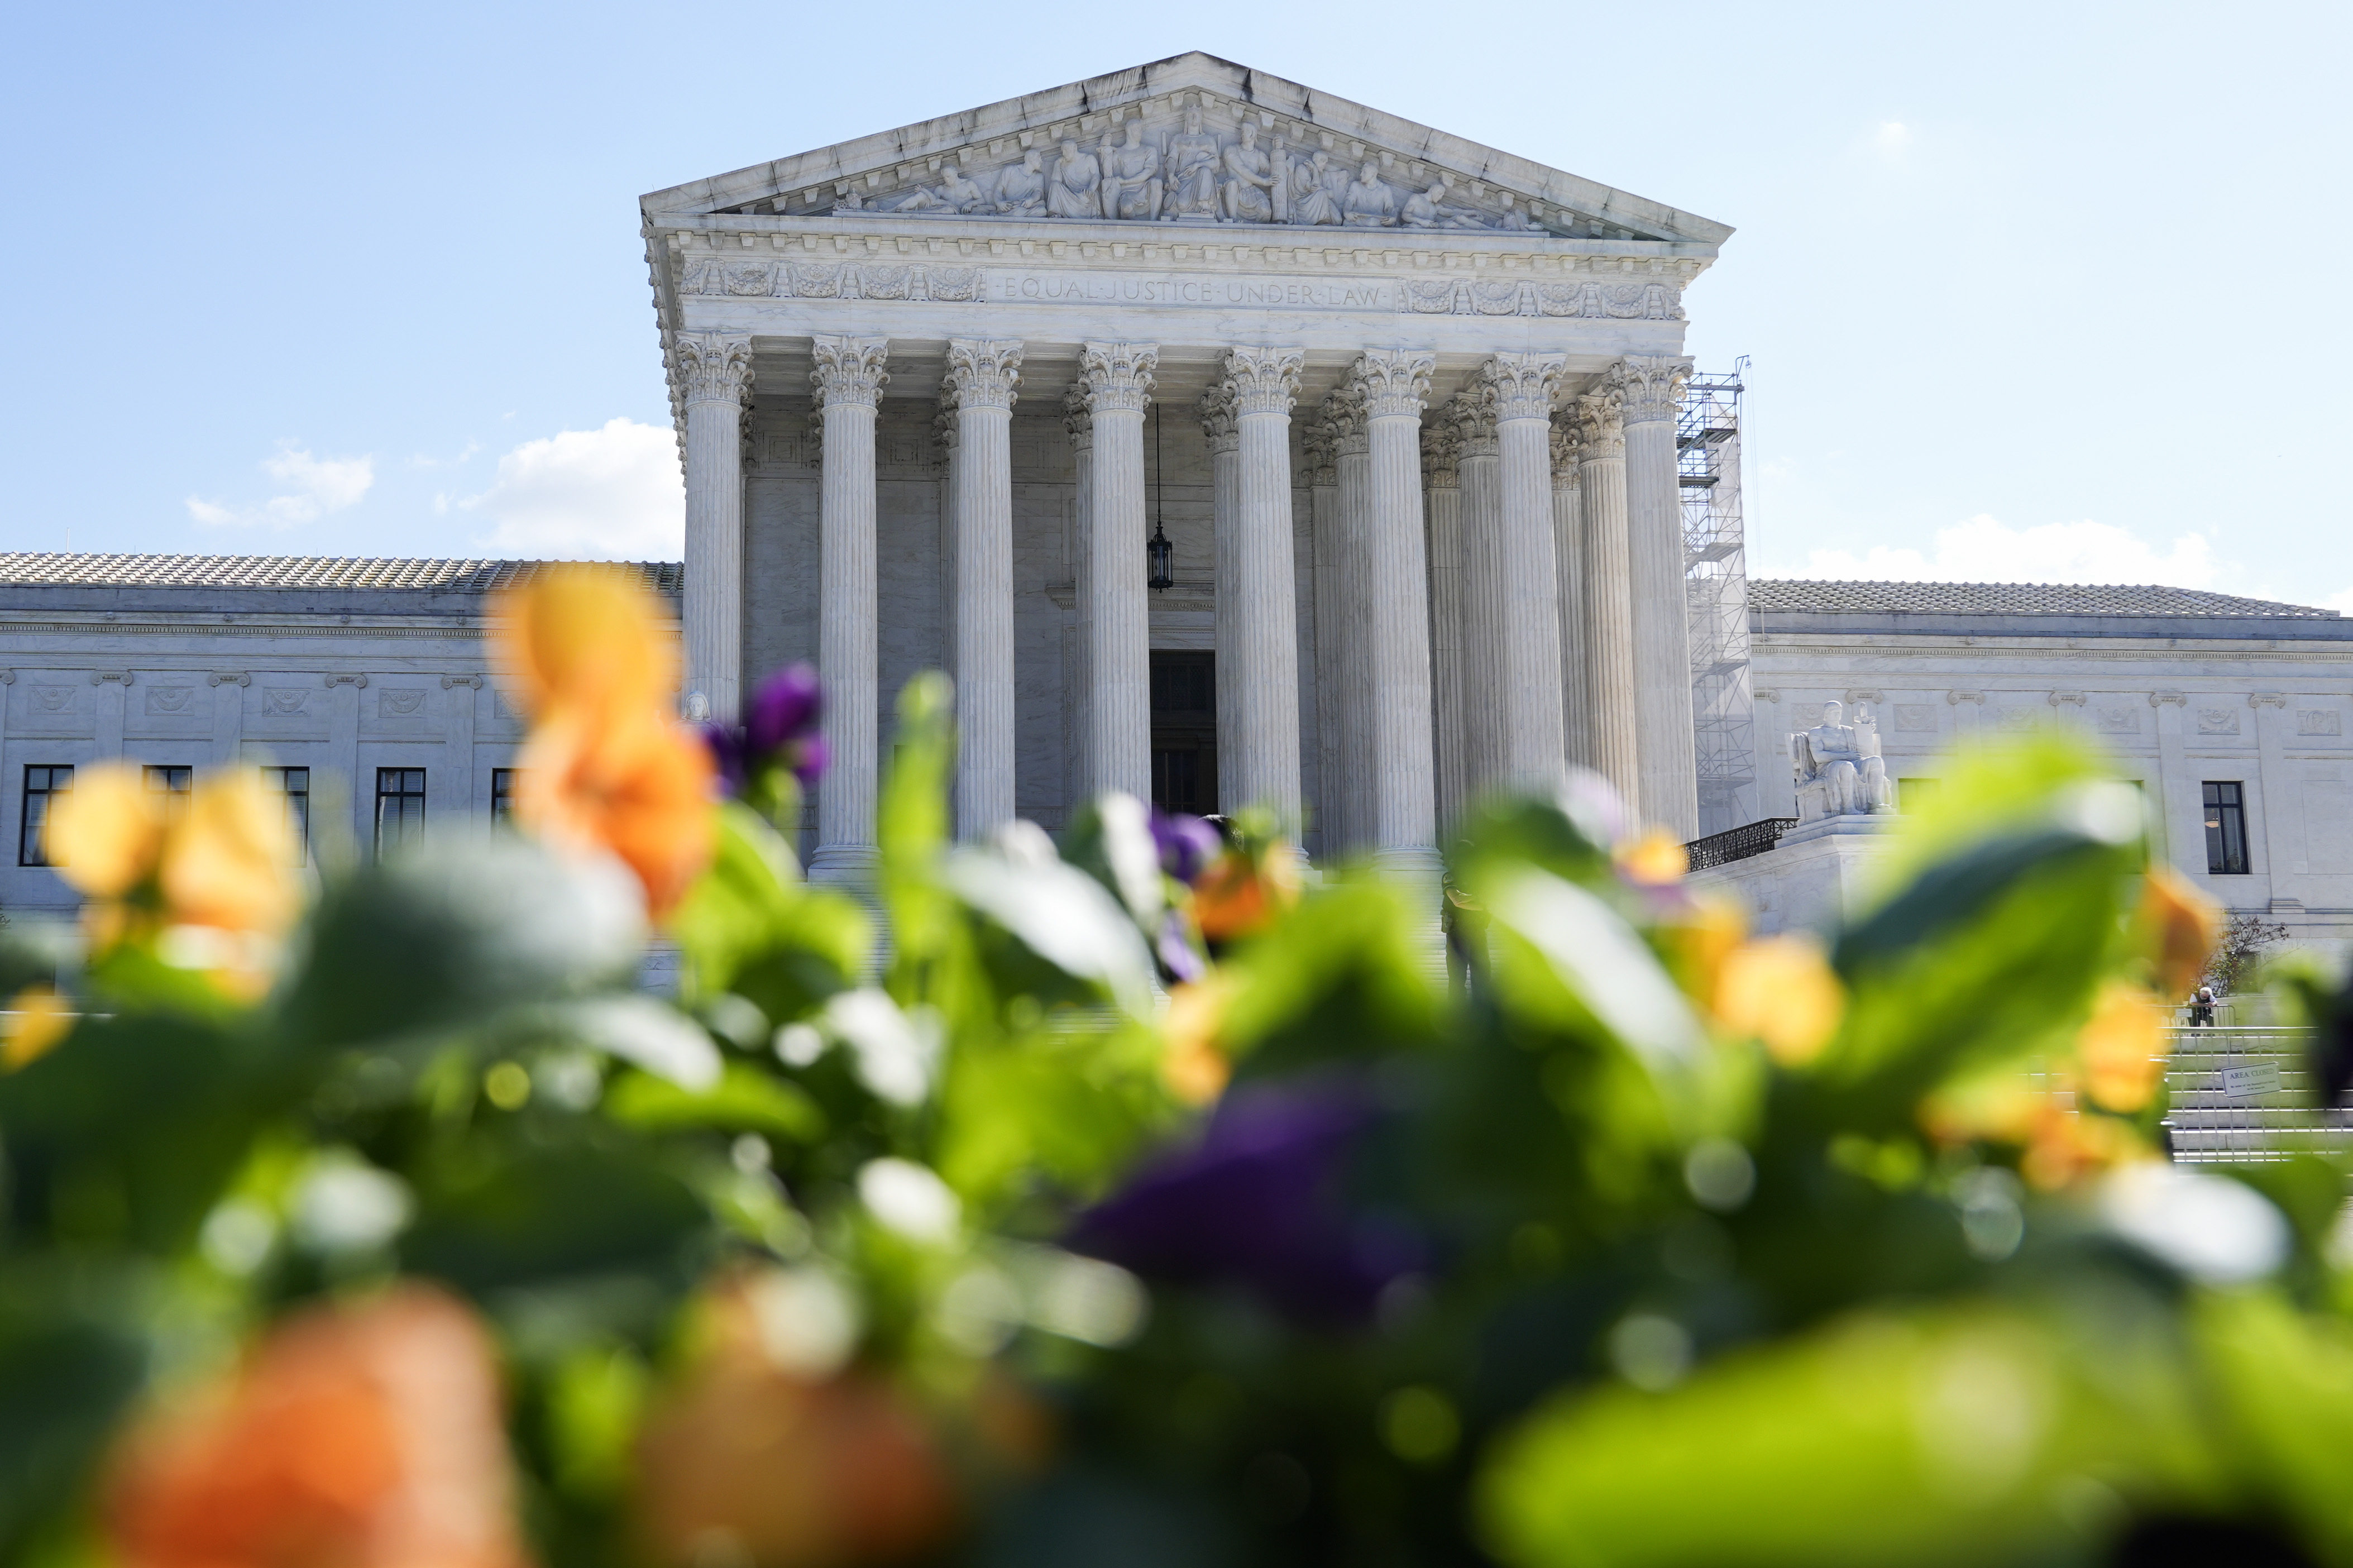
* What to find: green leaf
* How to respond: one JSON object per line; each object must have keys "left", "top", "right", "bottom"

{"left": 0, "top": 1304, "right": 147, "bottom": 1553}
{"left": 275, "top": 834, "right": 644, "bottom": 1055}
{"left": 667, "top": 803, "right": 868, "bottom": 1017}
{"left": 604, "top": 1062, "right": 826, "bottom": 1143}
{"left": 400, "top": 1142, "right": 706, "bottom": 1299}
{"left": 938, "top": 848, "right": 1154, "bottom": 1015}
{"left": 1214, "top": 880, "right": 1443, "bottom": 1074}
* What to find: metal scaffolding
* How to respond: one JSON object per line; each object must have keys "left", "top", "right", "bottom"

{"left": 1681, "top": 361, "right": 1758, "bottom": 836}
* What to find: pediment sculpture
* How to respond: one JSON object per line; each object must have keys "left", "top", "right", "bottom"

{"left": 838, "top": 106, "right": 1549, "bottom": 233}
{"left": 1792, "top": 701, "right": 1894, "bottom": 823}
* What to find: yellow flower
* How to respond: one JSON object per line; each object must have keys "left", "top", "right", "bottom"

{"left": 2140, "top": 863, "right": 2221, "bottom": 998}
{"left": 1663, "top": 893, "right": 1747, "bottom": 1013}
{"left": 1161, "top": 976, "right": 1235, "bottom": 1106}
{"left": 2, "top": 986, "right": 74, "bottom": 1069}
{"left": 161, "top": 771, "right": 300, "bottom": 938}
{"left": 516, "top": 707, "right": 715, "bottom": 919}
{"left": 490, "top": 566, "right": 673, "bottom": 723}
{"left": 2076, "top": 980, "right": 2168, "bottom": 1113}
{"left": 1714, "top": 934, "right": 1845, "bottom": 1067}
{"left": 44, "top": 764, "right": 167, "bottom": 897}
{"left": 1614, "top": 829, "right": 1689, "bottom": 887}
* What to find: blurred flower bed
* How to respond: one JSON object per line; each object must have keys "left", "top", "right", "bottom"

{"left": 5, "top": 570, "right": 2353, "bottom": 1567}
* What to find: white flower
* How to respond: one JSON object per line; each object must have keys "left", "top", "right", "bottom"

{"left": 858, "top": 1158, "right": 962, "bottom": 1245}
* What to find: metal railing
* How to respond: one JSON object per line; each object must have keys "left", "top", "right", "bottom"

{"left": 2160, "top": 1025, "right": 2352, "bottom": 1163}
{"left": 1685, "top": 817, "right": 1800, "bottom": 871}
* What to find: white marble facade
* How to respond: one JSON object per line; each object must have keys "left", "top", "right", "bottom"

{"left": 1739, "top": 582, "right": 2353, "bottom": 959}
{"left": 652, "top": 54, "right": 1732, "bottom": 883}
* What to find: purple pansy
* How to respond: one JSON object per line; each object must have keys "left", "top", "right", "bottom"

{"left": 1156, "top": 908, "right": 1206, "bottom": 984}
{"left": 1066, "top": 1078, "right": 1428, "bottom": 1322}
{"left": 705, "top": 666, "right": 829, "bottom": 795}
{"left": 1150, "top": 809, "right": 1223, "bottom": 886}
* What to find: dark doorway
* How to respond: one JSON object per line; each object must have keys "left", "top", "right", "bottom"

{"left": 1150, "top": 651, "right": 1218, "bottom": 816}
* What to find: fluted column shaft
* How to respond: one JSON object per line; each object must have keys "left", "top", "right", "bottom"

{"left": 1305, "top": 424, "right": 1343, "bottom": 853}
{"left": 1349, "top": 351, "right": 1440, "bottom": 882}
{"left": 947, "top": 339, "right": 1023, "bottom": 842}
{"left": 1577, "top": 393, "right": 1639, "bottom": 811}
{"left": 1080, "top": 342, "right": 1158, "bottom": 801}
{"left": 1422, "top": 422, "right": 1465, "bottom": 836}
{"left": 1489, "top": 354, "right": 1568, "bottom": 793}
{"left": 1618, "top": 356, "right": 1697, "bottom": 839}
{"left": 1203, "top": 387, "right": 1242, "bottom": 811}
{"left": 1331, "top": 394, "right": 1372, "bottom": 855}
{"left": 810, "top": 336, "right": 888, "bottom": 885}
{"left": 1217, "top": 346, "right": 1307, "bottom": 826}
{"left": 1453, "top": 401, "right": 1505, "bottom": 801}
{"left": 1064, "top": 389, "right": 1095, "bottom": 811}
{"left": 675, "top": 333, "right": 752, "bottom": 721}
{"left": 1551, "top": 413, "right": 1590, "bottom": 771}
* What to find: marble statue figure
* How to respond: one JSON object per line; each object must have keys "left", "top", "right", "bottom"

{"left": 1791, "top": 701, "right": 1892, "bottom": 822}
{"left": 1047, "top": 138, "right": 1102, "bottom": 219}
{"left": 936, "top": 162, "right": 988, "bottom": 213}
{"left": 1164, "top": 106, "right": 1223, "bottom": 220}
{"left": 1220, "top": 122, "right": 1276, "bottom": 223}
{"left": 1342, "top": 161, "right": 1399, "bottom": 227}
{"left": 1099, "top": 121, "right": 1163, "bottom": 221}
{"left": 1289, "top": 150, "right": 1342, "bottom": 225}
{"left": 995, "top": 151, "right": 1046, "bottom": 216}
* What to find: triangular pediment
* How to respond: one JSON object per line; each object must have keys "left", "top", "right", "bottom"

{"left": 640, "top": 53, "right": 1730, "bottom": 247}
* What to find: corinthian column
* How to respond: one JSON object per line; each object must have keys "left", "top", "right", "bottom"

{"left": 673, "top": 332, "right": 752, "bottom": 721}
{"left": 1305, "top": 416, "right": 1345, "bottom": 853}
{"left": 1201, "top": 383, "right": 1242, "bottom": 810}
{"left": 1063, "top": 386, "right": 1094, "bottom": 814}
{"left": 946, "top": 338, "right": 1023, "bottom": 842}
{"left": 809, "top": 335, "right": 888, "bottom": 887}
{"left": 1421, "top": 418, "right": 1465, "bottom": 835}
{"left": 1346, "top": 350, "right": 1440, "bottom": 891}
{"left": 1615, "top": 355, "right": 1697, "bottom": 839}
{"left": 1551, "top": 411, "right": 1590, "bottom": 770}
{"left": 1079, "top": 342, "right": 1158, "bottom": 801}
{"left": 1451, "top": 391, "right": 1503, "bottom": 800}
{"left": 1483, "top": 352, "right": 1568, "bottom": 793}
{"left": 1577, "top": 390, "right": 1639, "bottom": 812}
{"left": 1326, "top": 385, "right": 1371, "bottom": 855}
{"left": 1216, "top": 346, "right": 1307, "bottom": 827}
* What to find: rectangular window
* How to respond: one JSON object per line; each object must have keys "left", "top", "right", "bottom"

{"left": 491, "top": 768, "right": 519, "bottom": 825}
{"left": 2203, "top": 781, "right": 2249, "bottom": 875}
{"left": 1149, "top": 650, "right": 1218, "bottom": 816}
{"left": 264, "top": 766, "right": 312, "bottom": 865}
{"left": 375, "top": 767, "right": 427, "bottom": 856}
{"left": 144, "top": 765, "right": 193, "bottom": 824}
{"left": 19, "top": 765, "right": 72, "bottom": 867}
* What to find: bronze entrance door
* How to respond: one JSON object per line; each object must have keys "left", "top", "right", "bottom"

{"left": 1149, "top": 651, "right": 1217, "bottom": 816}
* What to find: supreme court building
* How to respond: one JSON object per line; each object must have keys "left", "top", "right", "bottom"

{"left": 646, "top": 52, "right": 1730, "bottom": 883}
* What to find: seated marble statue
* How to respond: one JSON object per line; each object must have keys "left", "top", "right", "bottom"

{"left": 1342, "top": 161, "right": 1399, "bottom": 227}
{"left": 1099, "top": 121, "right": 1163, "bottom": 220}
{"left": 1401, "top": 181, "right": 1450, "bottom": 228}
{"left": 1164, "top": 106, "right": 1223, "bottom": 219}
{"left": 935, "top": 162, "right": 989, "bottom": 213}
{"left": 1047, "top": 139, "right": 1102, "bottom": 218}
{"left": 1791, "top": 700, "right": 1893, "bottom": 822}
{"left": 1220, "top": 122, "right": 1276, "bottom": 223}
{"left": 1289, "top": 150, "right": 1342, "bottom": 225}
{"left": 994, "top": 151, "right": 1046, "bottom": 216}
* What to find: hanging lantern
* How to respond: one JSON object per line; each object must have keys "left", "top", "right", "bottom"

{"left": 1146, "top": 520, "right": 1174, "bottom": 592}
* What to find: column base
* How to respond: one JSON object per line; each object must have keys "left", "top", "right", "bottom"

{"left": 807, "top": 844, "right": 881, "bottom": 892}
{"left": 1370, "top": 845, "right": 1448, "bottom": 981}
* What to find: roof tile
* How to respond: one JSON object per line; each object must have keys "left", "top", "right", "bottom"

{"left": 0, "top": 553, "right": 685, "bottom": 595}
{"left": 1749, "top": 580, "right": 2337, "bottom": 619}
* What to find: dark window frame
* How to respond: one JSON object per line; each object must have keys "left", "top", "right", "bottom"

{"left": 2203, "top": 780, "right": 2250, "bottom": 876}
{"left": 143, "top": 764, "right": 194, "bottom": 825}
{"left": 264, "top": 766, "right": 312, "bottom": 866}
{"left": 491, "top": 768, "right": 520, "bottom": 825}
{"left": 18, "top": 764, "right": 73, "bottom": 867}
{"left": 375, "top": 767, "right": 427, "bottom": 857}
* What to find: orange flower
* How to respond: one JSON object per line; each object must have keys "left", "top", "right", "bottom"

{"left": 109, "top": 1286, "right": 527, "bottom": 1568}
{"left": 44, "top": 764, "right": 169, "bottom": 898}
{"left": 2, "top": 985, "right": 74, "bottom": 1069}
{"left": 1614, "top": 829, "right": 1689, "bottom": 887}
{"left": 490, "top": 566, "right": 673, "bottom": 723}
{"left": 1193, "top": 848, "right": 1301, "bottom": 943}
{"left": 1161, "top": 977, "right": 1235, "bottom": 1106}
{"left": 1664, "top": 894, "right": 1747, "bottom": 1014}
{"left": 516, "top": 708, "right": 715, "bottom": 917}
{"left": 2077, "top": 981, "right": 2169, "bottom": 1113}
{"left": 2140, "top": 863, "right": 2222, "bottom": 997}
{"left": 1713, "top": 935, "right": 1846, "bottom": 1067}
{"left": 636, "top": 1280, "right": 956, "bottom": 1567}
{"left": 161, "top": 771, "right": 303, "bottom": 938}
{"left": 2021, "top": 1101, "right": 2146, "bottom": 1192}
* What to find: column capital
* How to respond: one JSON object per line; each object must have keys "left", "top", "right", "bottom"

{"left": 1548, "top": 407, "right": 1582, "bottom": 482}
{"left": 1222, "top": 346, "right": 1305, "bottom": 417}
{"left": 811, "top": 336, "right": 889, "bottom": 409}
{"left": 672, "top": 332, "right": 753, "bottom": 407}
{"left": 1303, "top": 417, "right": 1338, "bottom": 485}
{"left": 1079, "top": 341, "right": 1159, "bottom": 414}
{"left": 1606, "top": 354, "right": 1692, "bottom": 427}
{"left": 1444, "top": 392, "right": 1497, "bottom": 459}
{"left": 1347, "top": 349, "right": 1436, "bottom": 419}
{"left": 945, "top": 338, "right": 1024, "bottom": 412}
{"left": 932, "top": 402, "right": 958, "bottom": 463}
{"left": 1574, "top": 391, "right": 1625, "bottom": 460}
{"left": 1321, "top": 385, "right": 1369, "bottom": 457}
{"left": 1421, "top": 419, "right": 1461, "bottom": 487}
{"left": 1197, "top": 384, "right": 1240, "bottom": 454}
{"left": 1061, "top": 383, "right": 1093, "bottom": 447}
{"left": 1480, "top": 351, "right": 1568, "bottom": 423}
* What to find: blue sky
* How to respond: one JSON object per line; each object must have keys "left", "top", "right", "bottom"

{"left": 3, "top": 2, "right": 2347, "bottom": 604}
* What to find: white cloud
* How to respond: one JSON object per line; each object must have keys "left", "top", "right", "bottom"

{"left": 1872, "top": 121, "right": 1913, "bottom": 161}
{"left": 1781, "top": 514, "right": 2217, "bottom": 587}
{"left": 460, "top": 418, "right": 682, "bottom": 560}
{"left": 2327, "top": 586, "right": 2353, "bottom": 615}
{"left": 186, "top": 441, "right": 375, "bottom": 529}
